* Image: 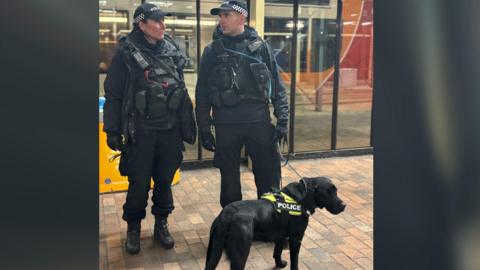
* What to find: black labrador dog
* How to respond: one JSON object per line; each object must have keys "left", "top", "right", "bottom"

{"left": 205, "top": 177, "right": 346, "bottom": 270}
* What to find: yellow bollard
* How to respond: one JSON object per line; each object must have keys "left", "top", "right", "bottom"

{"left": 99, "top": 123, "right": 180, "bottom": 193}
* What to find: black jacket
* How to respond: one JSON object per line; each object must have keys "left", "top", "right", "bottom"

{"left": 195, "top": 25, "right": 289, "bottom": 133}
{"left": 103, "top": 29, "right": 196, "bottom": 144}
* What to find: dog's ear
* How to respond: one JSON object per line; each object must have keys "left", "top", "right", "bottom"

{"left": 301, "top": 178, "right": 319, "bottom": 214}
{"left": 283, "top": 179, "right": 307, "bottom": 202}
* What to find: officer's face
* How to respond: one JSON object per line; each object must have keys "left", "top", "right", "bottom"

{"left": 218, "top": 11, "right": 245, "bottom": 36}
{"left": 139, "top": 18, "right": 166, "bottom": 42}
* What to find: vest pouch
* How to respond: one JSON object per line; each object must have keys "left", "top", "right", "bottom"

{"left": 250, "top": 62, "right": 270, "bottom": 99}
{"left": 167, "top": 87, "right": 185, "bottom": 110}
{"left": 209, "top": 66, "right": 232, "bottom": 91}
{"left": 135, "top": 90, "right": 147, "bottom": 115}
{"left": 220, "top": 88, "right": 239, "bottom": 106}
{"left": 250, "top": 63, "right": 270, "bottom": 84}
{"left": 148, "top": 83, "right": 168, "bottom": 118}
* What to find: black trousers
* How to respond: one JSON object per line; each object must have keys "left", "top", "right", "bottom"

{"left": 214, "top": 122, "right": 281, "bottom": 207}
{"left": 122, "top": 126, "right": 183, "bottom": 222}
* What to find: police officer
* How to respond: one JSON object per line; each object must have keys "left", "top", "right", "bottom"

{"left": 195, "top": 1, "right": 289, "bottom": 208}
{"left": 103, "top": 3, "right": 196, "bottom": 255}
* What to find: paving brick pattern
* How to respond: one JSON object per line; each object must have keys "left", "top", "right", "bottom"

{"left": 99, "top": 155, "right": 373, "bottom": 270}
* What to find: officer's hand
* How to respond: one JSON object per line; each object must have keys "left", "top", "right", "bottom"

{"left": 201, "top": 131, "right": 216, "bottom": 152}
{"left": 274, "top": 122, "right": 288, "bottom": 142}
{"left": 107, "top": 134, "right": 124, "bottom": 151}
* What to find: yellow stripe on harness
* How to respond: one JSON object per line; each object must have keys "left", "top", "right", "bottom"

{"left": 261, "top": 192, "right": 303, "bottom": 216}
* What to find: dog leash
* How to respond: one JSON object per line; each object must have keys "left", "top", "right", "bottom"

{"left": 276, "top": 137, "right": 303, "bottom": 187}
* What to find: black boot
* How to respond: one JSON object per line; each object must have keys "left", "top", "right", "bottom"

{"left": 125, "top": 221, "right": 141, "bottom": 255}
{"left": 154, "top": 217, "right": 174, "bottom": 249}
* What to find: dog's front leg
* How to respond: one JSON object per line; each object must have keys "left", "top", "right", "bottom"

{"left": 274, "top": 239, "right": 287, "bottom": 268}
{"left": 288, "top": 237, "right": 302, "bottom": 270}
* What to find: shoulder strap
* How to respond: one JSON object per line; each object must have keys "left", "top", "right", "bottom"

{"left": 122, "top": 37, "right": 151, "bottom": 70}
{"left": 212, "top": 39, "right": 227, "bottom": 55}
{"left": 212, "top": 38, "right": 261, "bottom": 62}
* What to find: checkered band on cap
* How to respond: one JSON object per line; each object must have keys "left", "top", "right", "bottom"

{"left": 134, "top": 13, "right": 145, "bottom": 23}
{"left": 231, "top": 4, "right": 248, "bottom": 16}
{"left": 134, "top": 6, "right": 163, "bottom": 23}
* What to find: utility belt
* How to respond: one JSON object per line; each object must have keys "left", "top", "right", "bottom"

{"left": 211, "top": 89, "right": 268, "bottom": 107}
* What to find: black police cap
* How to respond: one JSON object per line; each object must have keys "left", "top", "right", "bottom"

{"left": 133, "top": 3, "right": 172, "bottom": 24}
{"left": 210, "top": 1, "right": 248, "bottom": 17}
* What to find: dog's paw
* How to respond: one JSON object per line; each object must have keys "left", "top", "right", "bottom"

{"left": 275, "top": 260, "right": 288, "bottom": 268}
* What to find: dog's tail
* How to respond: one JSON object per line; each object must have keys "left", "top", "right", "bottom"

{"left": 205, "top": 217, "right": 222, "bottom": 269}
{"left": 205, "top": 208, "right": 235, "bottom": 270}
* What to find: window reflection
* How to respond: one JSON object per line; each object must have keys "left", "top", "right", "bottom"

{"left": 98, "top": 0, "right": 374, "bottom": 157}
{"left": 336, "top": 0, "right": 373, "bottom": 149}
{"left": 99, "top": 9, "right": 130, "bottom": 73}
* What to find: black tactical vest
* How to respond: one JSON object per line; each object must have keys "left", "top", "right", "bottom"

{"left": 208, "top": 38, "right": 272, "bottom": 107}
{"left": 122, "top": 36, "right": 185, "bottom": 120}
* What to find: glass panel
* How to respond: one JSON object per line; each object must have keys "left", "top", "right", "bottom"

{"left": 336, "top": 0, "right": 373, "bottom": 149}
{"left": 264, "top": 1, "right": 293, "bottom": 155}
{"left": 293, "top": 0, "right": 338, "bottom": 152}
{"left": 147, "top": 0, "right": 199, "bottom": 160}
{"left": 99, "top": 0, "right": 141, "bottom": 97}
{"left": 264, "top": 17, "right": 294, "bottom": 72}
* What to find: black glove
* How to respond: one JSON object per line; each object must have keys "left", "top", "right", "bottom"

{"left": 274, "top": 121, "right": 288, "bottom": 142}
{"left": 201, "top": 131, "right": 216, "bottom": 152}
{"left": 107, "top": 134, "right": 124, "bottom": 151}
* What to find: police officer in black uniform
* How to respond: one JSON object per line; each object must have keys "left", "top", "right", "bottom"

{"left": 195, "top": 1, "right": 289, "bottom": 208}
{"left": 103, "top": 3, "right": 196, "bottom": 255}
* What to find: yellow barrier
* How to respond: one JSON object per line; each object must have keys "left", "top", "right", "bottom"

{"left": 99, "top": 123, "right": 180, "bottom": 193}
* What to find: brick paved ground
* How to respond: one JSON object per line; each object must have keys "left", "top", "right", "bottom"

{"left": 99, "top": 155, "right": 373, "bottom": 270}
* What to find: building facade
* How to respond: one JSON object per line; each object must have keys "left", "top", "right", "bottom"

{"left": 99, "top": 0, "right": 374, "bottom": 165}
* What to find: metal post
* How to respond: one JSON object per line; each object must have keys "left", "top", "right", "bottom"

{"left": 196, "top": 0, "right": 202, "bottom": 160}
{"left": 331, "top": 0, "right": 343, "bottom": 150}
{"left": 289, "top": 0, "right": 299, "bottom": 154}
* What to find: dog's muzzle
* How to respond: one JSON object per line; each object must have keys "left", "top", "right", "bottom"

{"left": 330, "top": 201, "right": 346, "bottom": 215}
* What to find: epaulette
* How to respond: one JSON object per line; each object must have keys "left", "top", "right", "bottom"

{"left": 248, "top": 37, "right": 264, "bottom": 53}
